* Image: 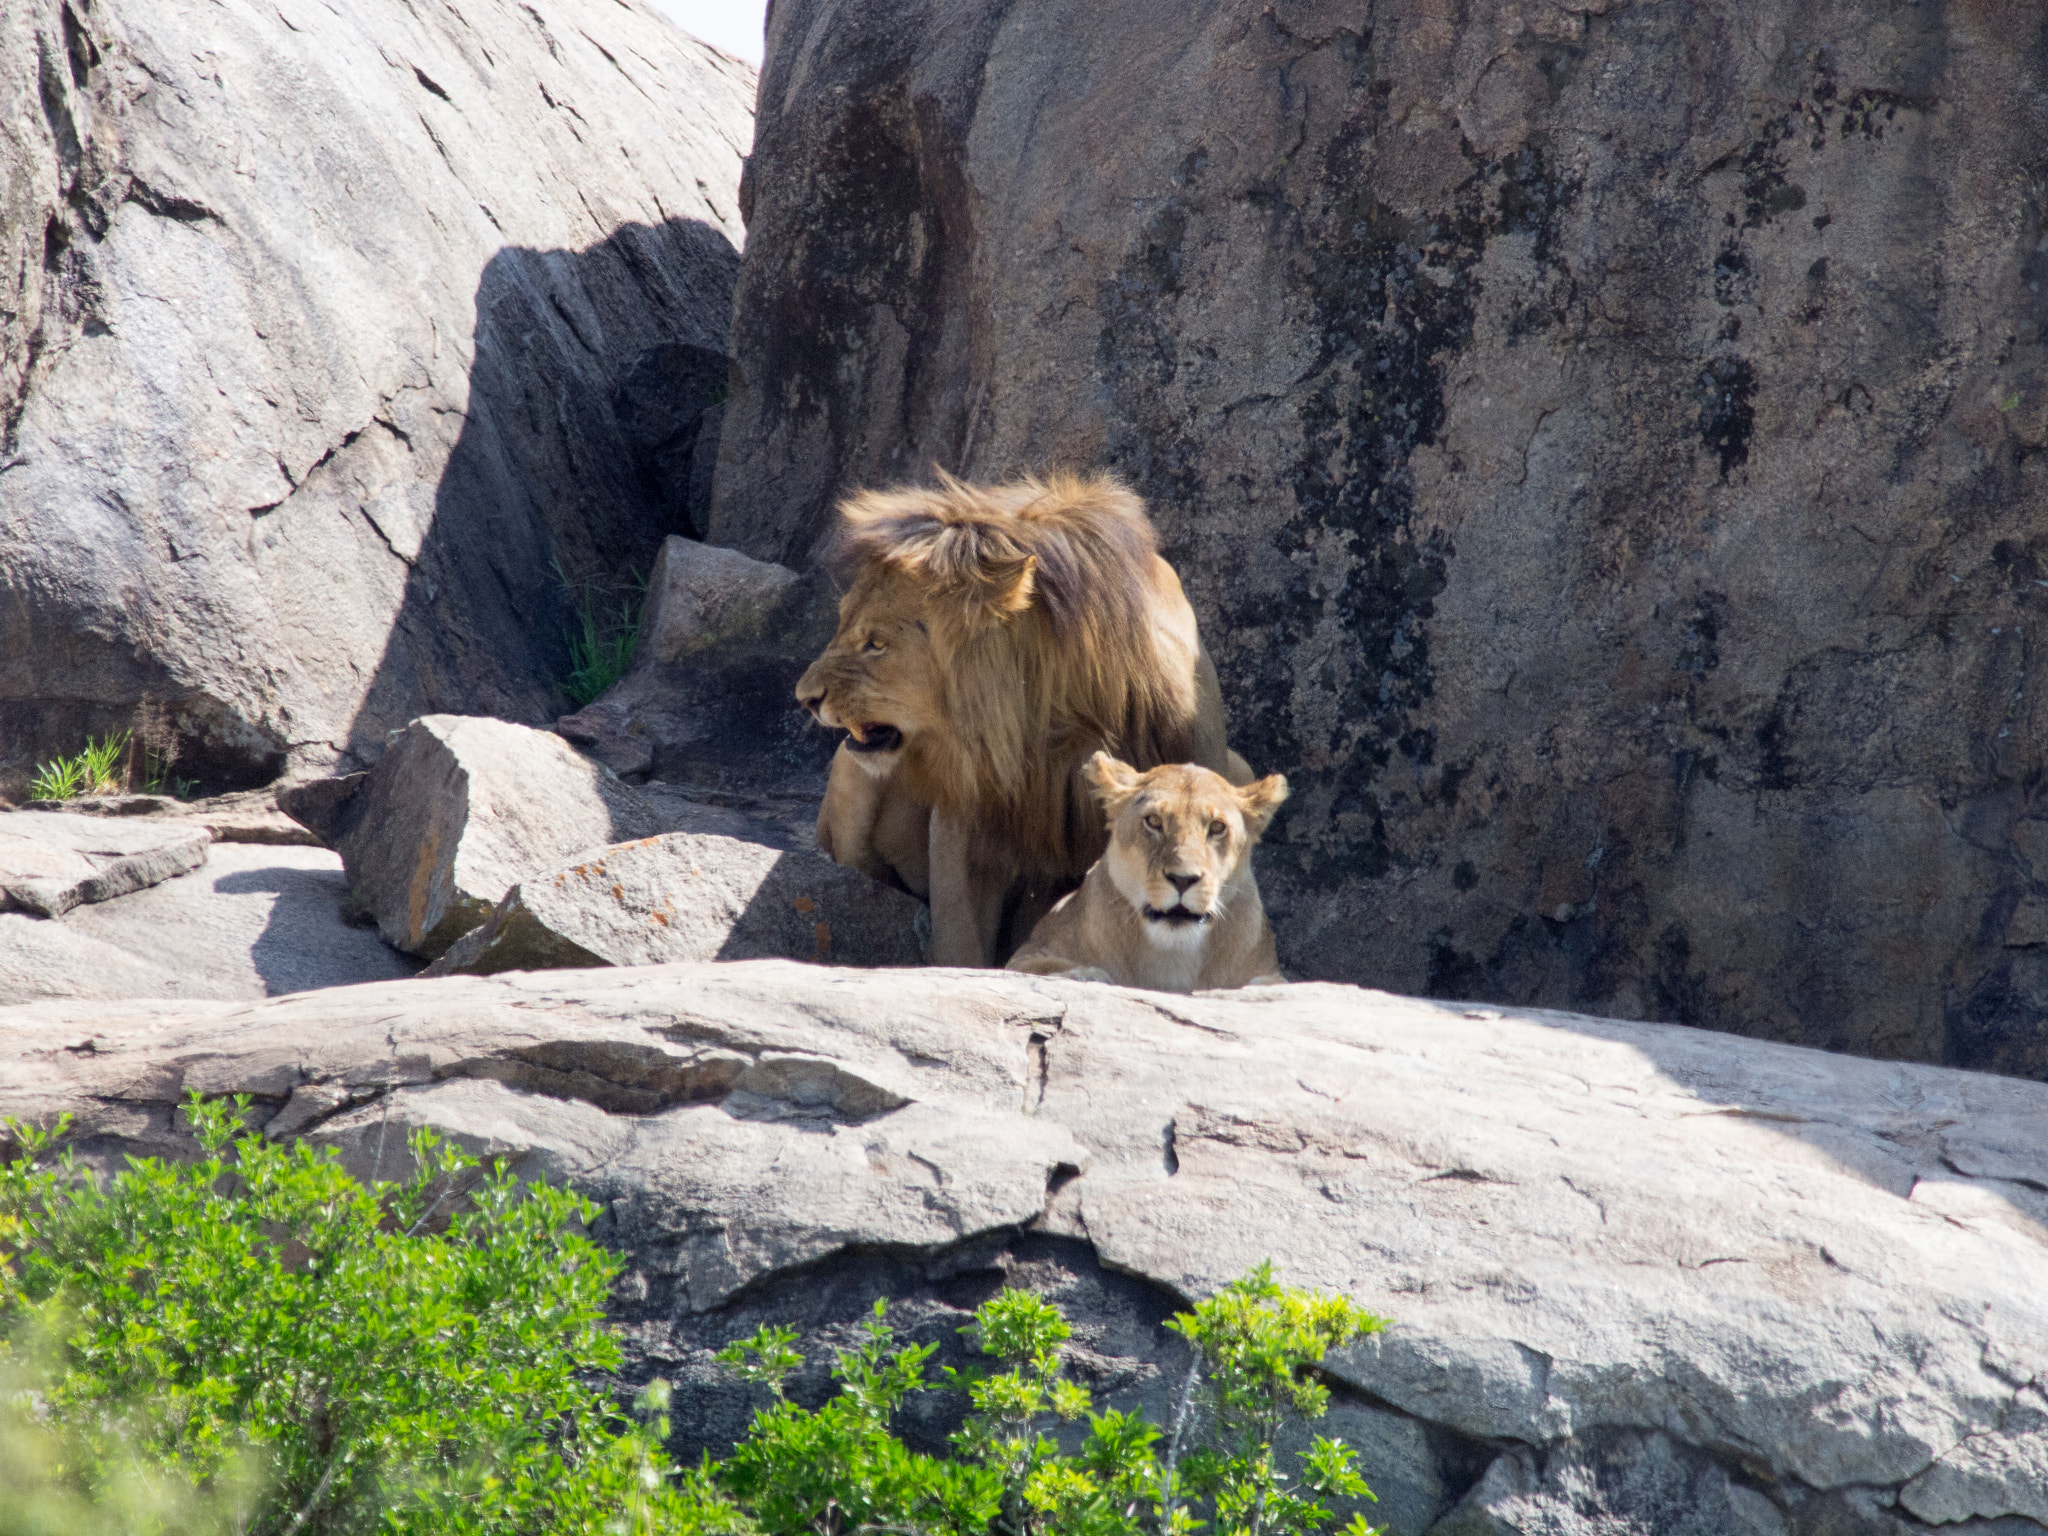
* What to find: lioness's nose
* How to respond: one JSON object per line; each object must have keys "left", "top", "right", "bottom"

{"left": 797, "top": 687, "right": 825, "bottom": 716}
{"left": 1166, "top": 872, "right": 1199, "bottom": 894}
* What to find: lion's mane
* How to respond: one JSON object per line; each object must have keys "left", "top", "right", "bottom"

{"left": 833, "top": 470, "right": 1205, "bottom": 880}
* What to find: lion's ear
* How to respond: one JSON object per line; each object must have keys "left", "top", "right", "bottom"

{"left": 978, "top": 552, "right": 1037, "bottom": 621}
{"left": 1084, "top": 751, "right": 1141, "bottom": 819}
{"left": 1235, "top": 773, "right": 1290, "bottom": 836}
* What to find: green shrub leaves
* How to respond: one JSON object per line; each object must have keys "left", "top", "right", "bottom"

{"left": 1, "top": 1096, "right": 1389, "bottom": 1536}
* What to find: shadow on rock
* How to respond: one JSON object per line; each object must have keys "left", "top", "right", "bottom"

{"left": 211, "top": 861, "right": 421, "bottom": 995}
{"left": 337, "top": 217, "right": 739, "bottom": 772}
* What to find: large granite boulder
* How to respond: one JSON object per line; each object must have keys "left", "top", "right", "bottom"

{"left": 425, "top": 831, "right": 925, "bottom": 975}
{"left": 3, "top": 964, "right": 2043, "bottom": 1534}
{"left": 709, "top": 0, "right": 2048, "bottom": 1080}
{"left": 285, "top": 715, "right": 666, "bottom": 958}
{"left": 0, "top": 0, "right": 753, "bottom": 797}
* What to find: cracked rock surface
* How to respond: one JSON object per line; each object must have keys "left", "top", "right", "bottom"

{"left": 4, "top": 962, "right": 2043, "bottom": 1533}
{"left": 0, "top": 0, "right": 753, "bottom": 795}
{"left": 0, "top": 841, "right": 419, "bottom": 1003}
{"left": 710, "top": 0, "right": 2048, "bottom": 1081}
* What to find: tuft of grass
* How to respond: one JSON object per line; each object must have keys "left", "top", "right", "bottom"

{"left": 139, "top": 742, "right": 198, "bottom": 801}
{"left": 28, "top": 731, "right": 130, "bottom": 801}
{"left": 556, "top": 561, "right": 645, "bottom": 708}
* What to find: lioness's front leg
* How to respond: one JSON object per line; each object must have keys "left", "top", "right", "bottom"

{"left": 927, "top": 810, "right": 1007, "bottom": 967}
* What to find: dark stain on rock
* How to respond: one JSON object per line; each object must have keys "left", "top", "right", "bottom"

{"left": 1676, "top": 596, "right": 1722, "bottom": 679}
{"left": 759, "top": 90, "right": 935, "bottom": 425}
{"left": 1696, "top": 356, "right": 1756, "bottom": 479}
{"left": 1951, "top": 954, "right": 2048, "bottom": 1081}
{"left": 1427, "top": 929, "right": 1489, "bottom": 1000}
{"left": 1712, "top": 242, "right": 1751, "bottom": 308}
{"left": 1104, "top": 105, "right": 1580, "bottom": 890}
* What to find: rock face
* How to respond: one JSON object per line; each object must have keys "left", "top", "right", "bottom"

{"left": 0, "top": 809, "right": 210, "bottom": 917}
{"left": 426, "top": 832, "right": 926, "bottom": 975}
{"left": 711, "top": 0, "right": 2048, "bottom": 1080}
{"left": 2, "top": 966, "right": 2044, "bottom": 1534}
{"left": 0, "top": 0, "right": 753, "bottom": 796}
{"left": 295, "top": 716, "right": 666, "bottom": 958}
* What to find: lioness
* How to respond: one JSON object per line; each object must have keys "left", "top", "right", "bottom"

{"left": 1007, "top": 753, "right": 1288, "bottom": 992}
{"left": 796, "top": 470, "right": 1250, "bottom": 966}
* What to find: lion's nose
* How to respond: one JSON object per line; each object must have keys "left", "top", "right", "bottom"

{"left": 797, "top": 688, "right": 825, "bottom": 717}
{"left": 1166, "top": 872, "right": 1199, "bottom": 894}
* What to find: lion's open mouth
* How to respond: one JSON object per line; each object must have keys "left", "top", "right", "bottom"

{"left": 845, "top": 723, "right": 904, "bottom": 754}
{"left": 1143, "top": 905, "right": 1210, "bottom": 927}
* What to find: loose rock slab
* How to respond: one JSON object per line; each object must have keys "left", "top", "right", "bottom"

{"left": 426, "top": 832, "right": 925, "bottom": 975}
{"left": 0, "top": 810, "right": 210, "bottom": 917}
{"left": 283, "top": 716, "right": 666, "bottom": 959}
{"left": 1, "top": 965, "right": 2042, "bottom": 1534}
{"left": 23, "top": 790, "right": 321, "bottom": 846}
{"left": 0, "top": 843, "right": 418, "bottom": 1004}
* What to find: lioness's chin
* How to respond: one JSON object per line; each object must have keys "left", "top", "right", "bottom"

{"left": 1138, "top": 905, "right": 1212, "bottom": 952}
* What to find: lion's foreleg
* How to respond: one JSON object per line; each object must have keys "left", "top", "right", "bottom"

{"left": 869, "top": 777, "right": 932, "bottom": 900}
{"left": 817, "top": 743, "right": 880, "bottom": 868}
{"left": 817, "top": 744, "right": 932, "bottom": 900}
{"left": 927, "top": 811, "right": 1007, "bottom": 968}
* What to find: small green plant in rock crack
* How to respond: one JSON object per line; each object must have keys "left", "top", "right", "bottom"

{"left": 28, "top": 729, "right": 131, "bottom": 801}
{"left": 557, "top": 558, "right": 647, "bottom": 707}
{"left": 712, "top": 1263, "right": 1389, "bottom": 1536}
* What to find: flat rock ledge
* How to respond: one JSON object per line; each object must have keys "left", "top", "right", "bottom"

{"left": 0, "top": 810, "right": 211, "bottom": 917}
{"left": 2, "top": 965, "right": 2043, "bottom": 1536}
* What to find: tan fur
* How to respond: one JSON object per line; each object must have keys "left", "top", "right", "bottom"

{"left": 816, "top": 749, "right": 931, "bottom": 899}
{"left": 1006, "top": 754, "right": 1289, "bottom": 993}
{"left": 796, "top": 471, "right": 1239, "bottom": 965}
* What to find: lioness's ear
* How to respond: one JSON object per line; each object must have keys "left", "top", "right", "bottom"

{"left": 1084, "top": 751, "right": 1141, "bottom": 820}
{"left": 1236, "top": 773, "right": 1290, "bottom": 836}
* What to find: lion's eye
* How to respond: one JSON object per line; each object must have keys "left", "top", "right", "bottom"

{"left": 1143, "top": 813, "right": 1163, "bottom": 832}
{"left": 862, "top": 634, "right": 886, "bottom": 654}
{"left": 1209, "top": 820, "right": 1228, "bottom": 839}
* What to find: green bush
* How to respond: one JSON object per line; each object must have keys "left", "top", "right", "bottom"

{"left": 0, "top": 1097, "right": 706, "bottom": 1535}
{"left": 712, "top": 1268, "right": 1386, "bottom": 1536}
{"left": 1, "top": 1096, "right": 1389, "bottom": 1536}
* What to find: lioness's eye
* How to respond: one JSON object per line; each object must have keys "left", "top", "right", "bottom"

{"left": 1144, "top": 813, "right": 1163, "bottom": 832}
{"left": 862, "top": 634, "right": 886, "bottom": 653}
{"left": 1209, "top": 820, "right": 1227, "bottom": 838}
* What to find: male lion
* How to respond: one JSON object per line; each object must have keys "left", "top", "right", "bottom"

{"left": 795, "top": 470, "right": 1249, "bottom": 966}
{"left": 1006, "top": 752, "right": 1289, "bottom": 992}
